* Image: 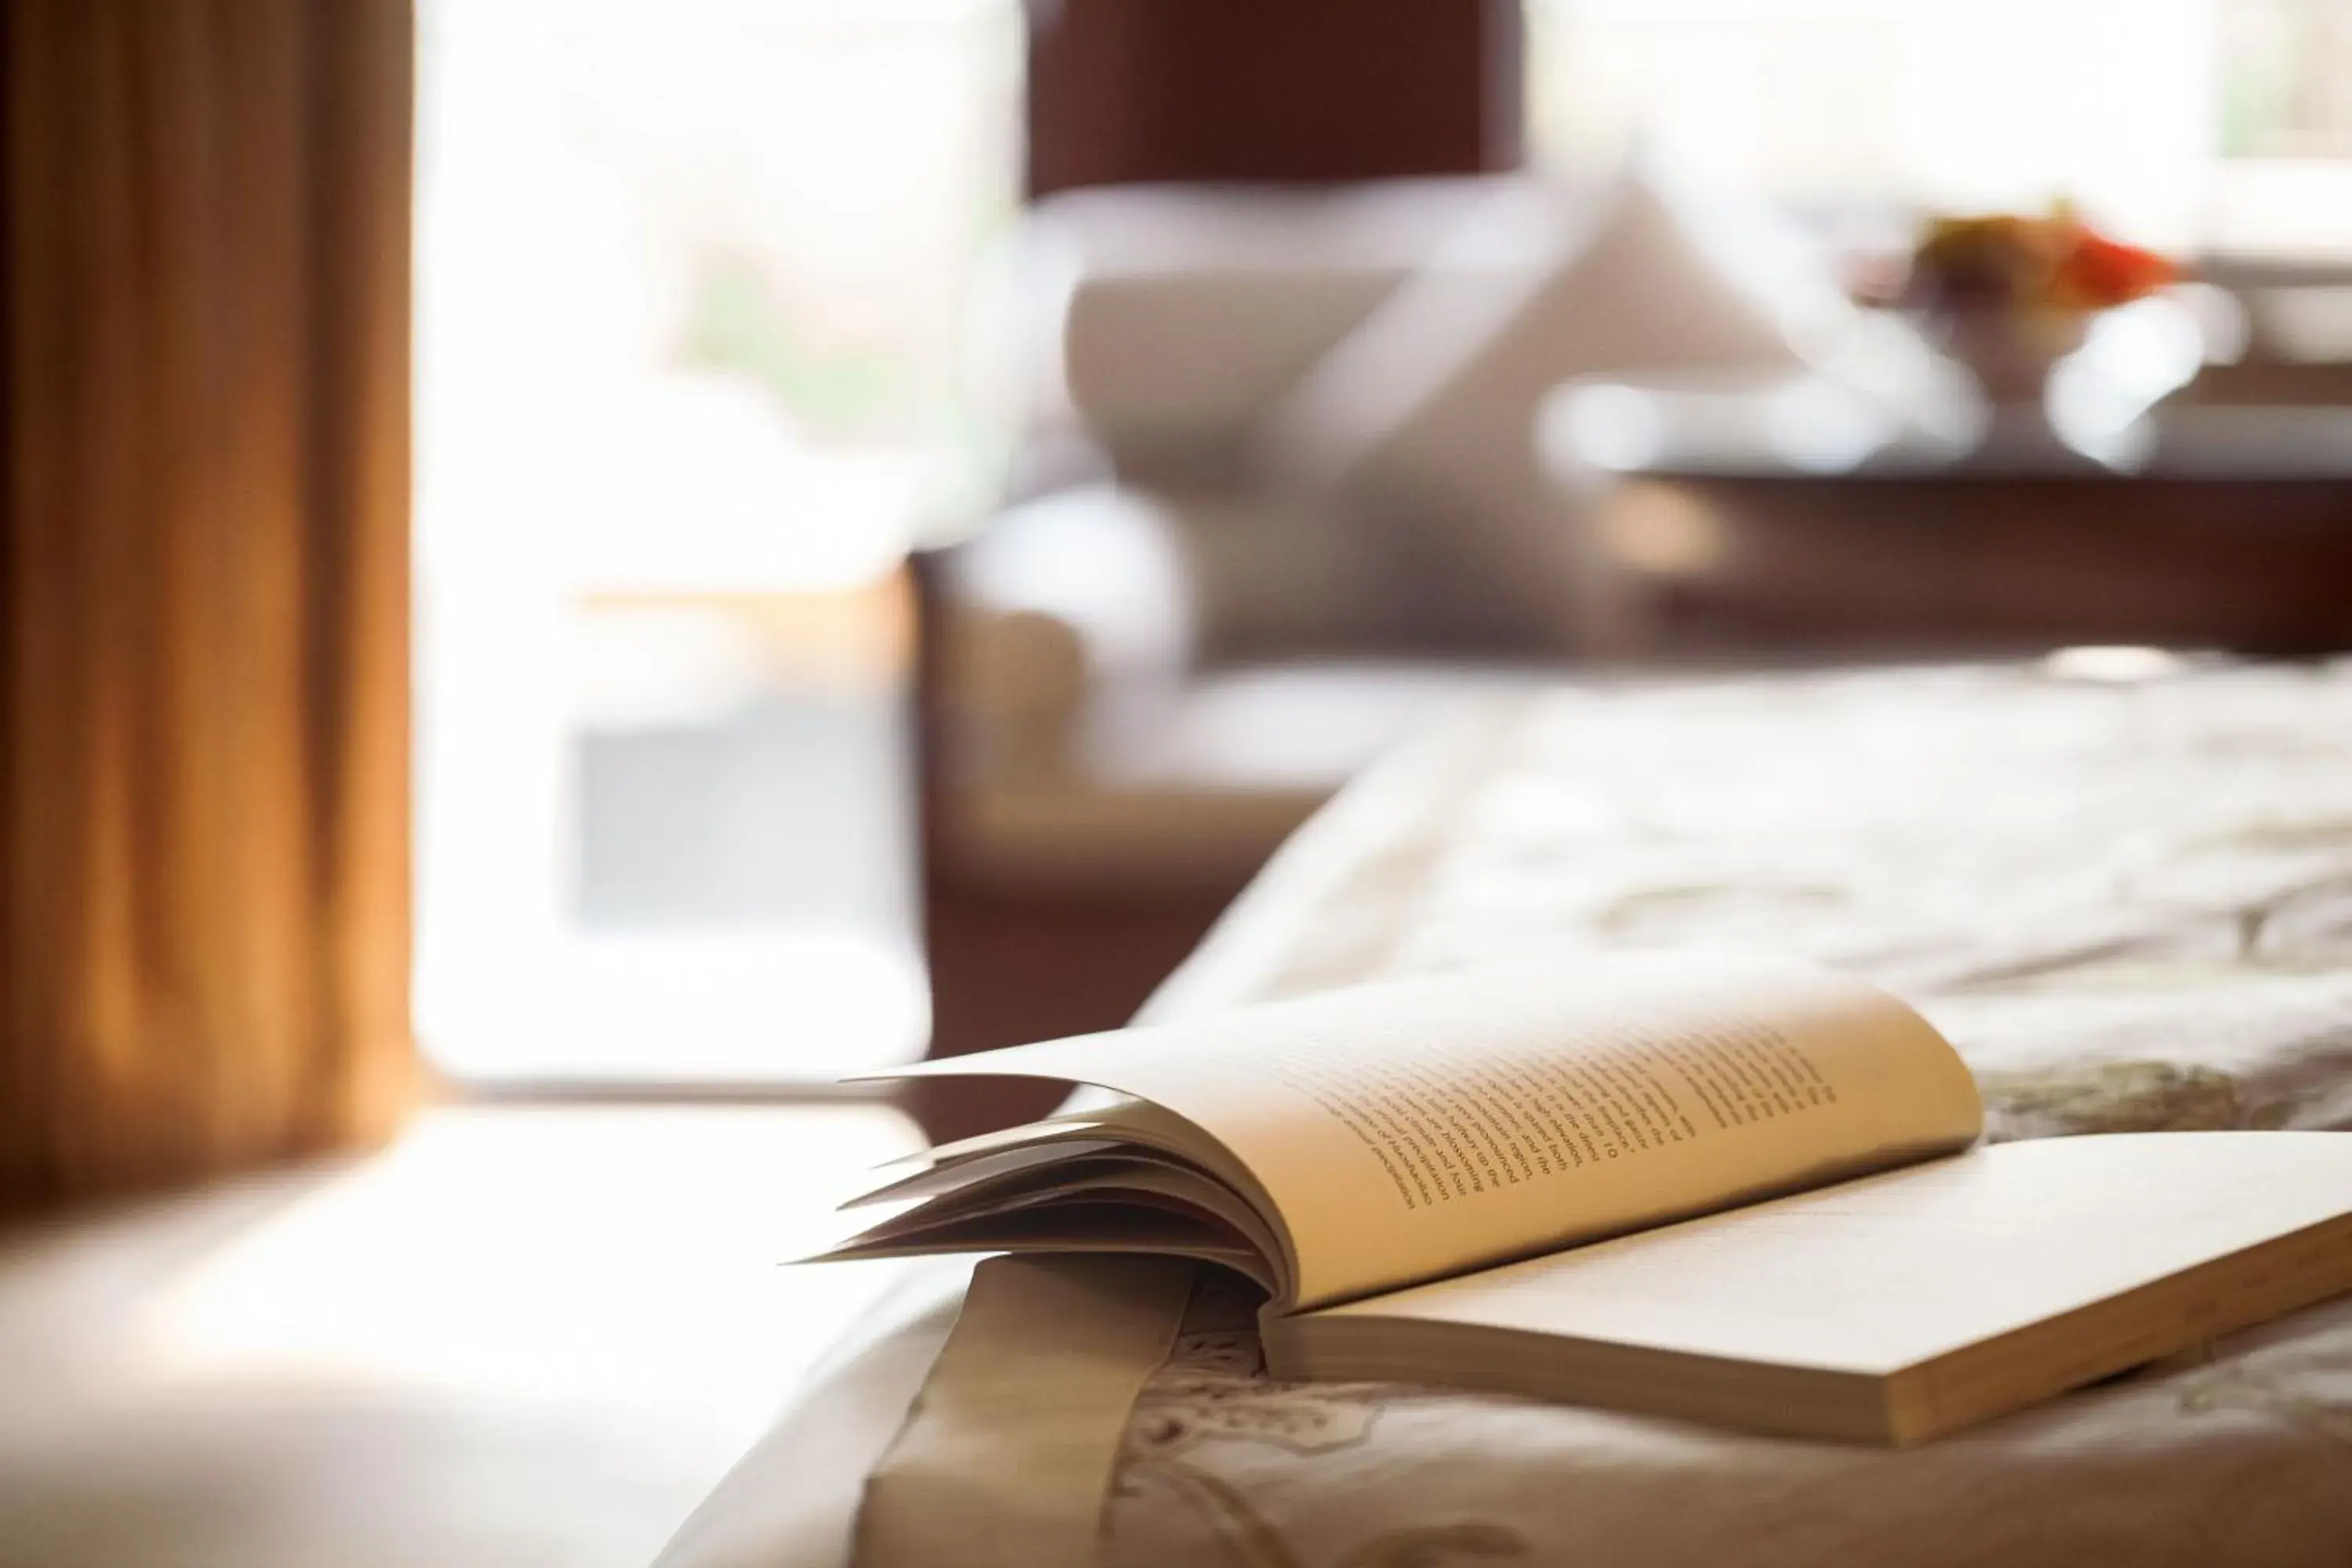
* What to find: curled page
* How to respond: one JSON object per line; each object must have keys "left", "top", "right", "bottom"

{"left": 873, "top": 953, "right": 1983, "bottom": 1308}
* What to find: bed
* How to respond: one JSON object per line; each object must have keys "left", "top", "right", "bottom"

{"left": 660, "top": 656, "right": 2352, "bottom": 1568}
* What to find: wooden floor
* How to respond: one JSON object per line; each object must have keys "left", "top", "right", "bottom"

{"left": 0, "top": 1103, "right": 924, "bottom": 1567}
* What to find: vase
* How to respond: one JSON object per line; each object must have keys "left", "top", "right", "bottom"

{"left": 1922, "top": 303, "right": 2091, "bottom": 408}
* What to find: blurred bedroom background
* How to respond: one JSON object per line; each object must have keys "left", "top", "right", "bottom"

{"left": 9, "top": 0, "right": 2352, "bottom": 1563}
{"left": 410, "top": 0, "right": 2352, "bottom": 1092}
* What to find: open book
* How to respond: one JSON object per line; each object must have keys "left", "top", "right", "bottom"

{"left": 821, "top": 954, "right": 2352, "bottom": 1444}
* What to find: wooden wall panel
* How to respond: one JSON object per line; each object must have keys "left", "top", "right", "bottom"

{"left": 1026, "top": 0, "right": 1523, "bottom": 194}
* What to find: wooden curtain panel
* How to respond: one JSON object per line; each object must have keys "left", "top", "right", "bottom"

{"left": 2, "top": 0, "right": 416, "bottom": 1209}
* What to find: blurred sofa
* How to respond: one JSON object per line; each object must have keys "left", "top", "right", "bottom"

{"left": 909, "top": 172, "right": 1838, "bottom": 1133}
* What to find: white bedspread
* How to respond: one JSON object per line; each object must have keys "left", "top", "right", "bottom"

{"left": 663, "top": 658, "right": 2352, "bottom": 1568}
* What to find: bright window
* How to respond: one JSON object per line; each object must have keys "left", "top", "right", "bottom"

{"left": 1527, "top": 0, "right": 2352, "bottom": 255}
{"left": 413, "top": 0, "right": 1022, "bottom": 1083}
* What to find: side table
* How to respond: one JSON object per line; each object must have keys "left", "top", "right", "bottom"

{"left": 1541, "top": 377, "right": 2352, "bottom": 660}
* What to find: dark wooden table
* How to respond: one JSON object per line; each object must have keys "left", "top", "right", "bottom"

{"left": 1541, "top": 377, "right": 2352, "bottom": 660}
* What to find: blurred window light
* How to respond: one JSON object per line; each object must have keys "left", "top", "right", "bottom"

{"left": 1555, "top": 383, "right": 1668, "bottom": 472}
{"left": 2042, "top": 645, "right": 2187, "bottom": 684}
{"left": 2172, "top": 281, "right": 2255, "bottom": 365}
{"left": 1526, "top": 0, "right": 2352, "bottom": 256}
{"left": 1599, "top": 485, "right": 1730, "bottom": 578}
{"left": 2253, "top": 285, "right": 2352, "bottom": 361}
{"left": 413, "top": 0, "right": 1022, "bottom": 1083}
{"left": 2048, "top": 293, "right": 2205, "bottom": 465}
{"left": 1764, "top": 378, "right": 1896, "bottom": 472}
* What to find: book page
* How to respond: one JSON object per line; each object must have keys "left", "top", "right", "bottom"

{"left": 881, "top": 953, "right": 1982, "bottom": 1307}
{"left": 1305, "top": 1131, "right": 2352, "bottom": 1368}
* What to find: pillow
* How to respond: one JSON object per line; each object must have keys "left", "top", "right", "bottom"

{"left": 1254, "top": 169, "right": 1813, "bottom": 651}
{"left": 1014, "top": 180, "right": 1512, "bottom": 492}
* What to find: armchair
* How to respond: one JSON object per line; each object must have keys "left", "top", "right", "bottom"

{"left": 908, "top": 171, "right": 1813, "bottom": 1138}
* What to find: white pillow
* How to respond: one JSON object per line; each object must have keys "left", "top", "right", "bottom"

{"left": 1019, "top": 180, "right": 1511, "bottom": 477}
{"left": 1256, "top": 170, "right": 1809, "bottom": 649}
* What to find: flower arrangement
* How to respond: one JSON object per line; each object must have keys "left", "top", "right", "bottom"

{"left": 1856, "top": 208, "right": 2181, "bottom": 402}
{"left": 1870, "top": 209, "right": 2178, "bottom": 315}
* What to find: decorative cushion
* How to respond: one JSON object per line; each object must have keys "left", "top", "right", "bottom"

{"left": 1257, "top": 169, "right": 1813, "bottom": 649}
{"left": 1010, "top": 180, "right": 1511, "bottom": 487}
